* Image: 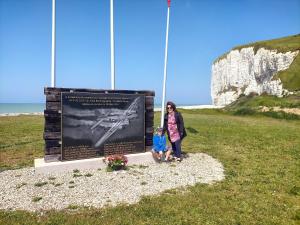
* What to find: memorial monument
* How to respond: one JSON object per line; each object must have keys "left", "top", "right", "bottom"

{"left": 43, "top": 87, "right": 155, "bottom": 162}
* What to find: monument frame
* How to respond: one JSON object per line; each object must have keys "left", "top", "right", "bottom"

{"left": 43, "top": 87, "right": 155, "bottom": 162}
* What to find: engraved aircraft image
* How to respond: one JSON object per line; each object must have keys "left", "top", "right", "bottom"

{"left": 92, "top": 97, "right": 141, "bottom": 148}
{"left": 90, "top": 109, "right": 138, "bottom": 130}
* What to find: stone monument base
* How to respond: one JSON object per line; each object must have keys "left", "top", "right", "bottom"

{"left": 35, "top": 152, "right": 156, "bottom": 174}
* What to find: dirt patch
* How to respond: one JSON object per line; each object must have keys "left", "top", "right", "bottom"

{"left": 260, "top": 106, "right": 300, "bottom": 115}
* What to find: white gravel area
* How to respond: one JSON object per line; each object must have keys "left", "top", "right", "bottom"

{"left": 0, "top": 153, "right": 224, "bottom": 212}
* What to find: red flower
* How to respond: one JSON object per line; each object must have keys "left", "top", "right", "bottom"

{"left": 105, "top": 154, "right": 128, "bottom": 170}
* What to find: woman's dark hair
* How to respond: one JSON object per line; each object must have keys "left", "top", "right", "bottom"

{"left": 166, "top": 101, "right": 176, "bottom": 112}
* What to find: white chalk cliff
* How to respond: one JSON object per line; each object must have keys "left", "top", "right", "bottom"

{"left": 211, "top": 47, "right": 299, "bottom": 106}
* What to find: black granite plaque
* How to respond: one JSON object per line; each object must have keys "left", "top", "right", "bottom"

{"left": 61, "top": 92, "right": 145, "bottom": 160}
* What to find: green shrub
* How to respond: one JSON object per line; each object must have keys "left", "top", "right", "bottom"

{"left": 262, "top": 111, "right": 300, "bottom": 120}
{"left": 233, "top": 107, "right": 256, "bottom": 116}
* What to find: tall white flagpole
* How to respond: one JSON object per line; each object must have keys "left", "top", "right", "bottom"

{"left": 51, "top": 0, "right": 56, "bottom": 87}
{"left": 110, "top": 0, "right": 115, "bottom": 90}
{"left": 160, "top": 1, "right": 171, "bottom": 127}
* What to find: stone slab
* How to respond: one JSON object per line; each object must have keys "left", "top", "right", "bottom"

{"left": 34, "top": 152, "right": 156, "bottom": 174}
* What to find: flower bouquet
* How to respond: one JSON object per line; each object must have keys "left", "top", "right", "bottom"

{"left": 104, "top": 154, "right": 128, "bottom": 171}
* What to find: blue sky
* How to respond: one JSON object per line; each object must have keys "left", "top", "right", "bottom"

{"left": 0, "top": 0, "right": 299, "bottom": 104}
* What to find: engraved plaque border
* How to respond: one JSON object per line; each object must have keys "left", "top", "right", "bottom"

{"left": 60, "top": 92, "right": 145, "bottom": 161}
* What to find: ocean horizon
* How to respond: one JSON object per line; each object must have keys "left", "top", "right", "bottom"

{"left": 0, "top": 103, "right": 45, "bottom": 114}
{"left": 0, "top": 103, "right": 211, "bottom": 114}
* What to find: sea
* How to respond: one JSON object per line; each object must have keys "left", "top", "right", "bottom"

{"left": 0, "top": 103, "right": 205, "bottom": 114}
{"left": 0, "top": 103, "right": 45, "bottom": 114}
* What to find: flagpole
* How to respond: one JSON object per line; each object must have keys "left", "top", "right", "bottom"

{"left": 160, "top": 1, "right": 171, "bottom": 127}
{"left": 51, "top": 0, "right": 56, "bottom": 87}
{"left": 110, "top": 0, "right": 115, "bottom": 90}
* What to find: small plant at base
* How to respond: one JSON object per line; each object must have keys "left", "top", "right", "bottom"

{"left": 32, "top": 197, "right": 42, "bottom": 202}
{"left": 73, "top": 173, "right": 82, "bottom": 178}
{"left": 34, "top": 181, "right": 48, "bottom": 187}
{"left": 48, "top": 176, "right": 56, "bottom": 180}
{"left": 139, "top": 165, "right": 149, "bottom": 169}
{"left": 73, "top": 169, "right": 80, "bottom": 173}
{"left": 16, "top": 182, "right": 27, "bottom": 189}
{"left": 104, "top": 154, "right": 128, "bottom": 171}
{"left": 67, "top": 204, "right": 79, "bottom": 210}
{"left": 85, "top": 173, "right": 93, "bottom": 177}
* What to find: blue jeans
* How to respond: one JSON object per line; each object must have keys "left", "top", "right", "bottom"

{"left": 171, "top": 139, "right": 182, "bottom": 158}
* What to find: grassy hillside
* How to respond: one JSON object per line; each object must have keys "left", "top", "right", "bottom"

{"left": 233, "top": 34, "right": 300, "bottom": 53}
{"left": 228, "top": 94, "right": 300, "bottom": 108}
{"left": 224, "top": 94, "right": 300, "bottom": 120}
{"left": 215, "top": 34, "right": 300, "bottom": 91}
{"left": 1, "top": 112, "right": 300, "bottom": 224}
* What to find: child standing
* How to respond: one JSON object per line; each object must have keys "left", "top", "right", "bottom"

{"left": 152, "top": 127, "right": 171, "bottom": 161}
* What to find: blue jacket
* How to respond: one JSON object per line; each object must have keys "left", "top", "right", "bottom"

{"left": 153, "top": 134, "right": 167, "bottom": 152}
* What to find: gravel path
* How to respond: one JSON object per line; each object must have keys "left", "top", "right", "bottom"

{"left": 0, "top": 153, "right": 224, "bottom": 212}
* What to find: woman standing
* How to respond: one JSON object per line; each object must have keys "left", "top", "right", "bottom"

{"left": 163, "top": 101, "right": 187, "bottom": 161}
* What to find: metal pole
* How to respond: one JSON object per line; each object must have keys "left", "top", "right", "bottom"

{"left": 160, "top": 6, "right": 170, "bottom": 127}
{"left": 51, "top": 0, "right": 56, "bottom": 87}
{"left": 110, "top": 0, "right": 115, "bottom": 90}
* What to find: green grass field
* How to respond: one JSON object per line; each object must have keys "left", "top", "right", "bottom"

{"left": 0, "top": 110, "right": 300, "bottom": 224}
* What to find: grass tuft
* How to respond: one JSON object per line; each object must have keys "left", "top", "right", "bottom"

{"left": 138, "top": 165, "right": 149, "bottom": 169}
{"left": 67, "top": 204, "right": 79, "bottom": 210}
{"left": 32, "top": 197, "right": 42, "bottom": 202}
{"left": 34, "top": 181, "right": 48, "bottom": 187}
{"left": 48, "top": 176, "right": 56, "bottom": 181}
{"left": 186, "top": 127, "right": 199, "bottom": 134}
{"left": 289, "top": 186, "right": 300, "bottom": 196}
{"left": 73, "top": 173, "right": 82, "bottom": 178}
{"left": 16, "top": 182, "right": 27, "bottom": 189}
{"left": 84, "top": 173, "right": 93, "bottom": 177}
